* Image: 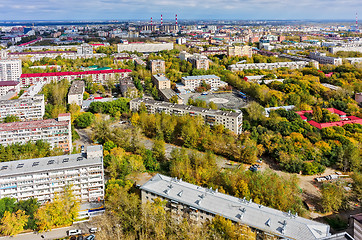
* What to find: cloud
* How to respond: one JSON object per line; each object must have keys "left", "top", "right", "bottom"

{"left": 0, "top": 0, "right": 360, "bottom": 20}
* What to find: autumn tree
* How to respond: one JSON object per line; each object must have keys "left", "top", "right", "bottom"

{"left": 0, "top": 210, "right": 28, "bottom": 236}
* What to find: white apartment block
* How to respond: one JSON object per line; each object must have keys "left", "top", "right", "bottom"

{"left": 77, "top": 43, "right": 94, "bottom": 55}
{"left": 9, "top": 51, "right": 106, "bottom": 62}
{"left": 20, "top": 69, "right": 132, "bottom": 87}
{"left": 0, "top": 95, "right": 45, "bottom": 121}
{"left": 152, "top": 74, "right": 171, "bottom": 90}
{"left": 68, "top": 80, "right": 85, "bottom": 106}
{"left": 117, "top": 42, "right": 174, "bottom": 53}
{"left": 0, "top": 113, "right": 72, "bottom": 152}
{"left": 309, "top": 52, "right": 342, "bottom": 66}
{"left": 140, "top": 174, "right": 331, "bottom": 240}
{"left": 329, "top": 46, "right": 362, "bottom": 54}
{"left": 0, "top": 81, "right": 20, "bottom": 96}
{"left": 130, "top": 99, "right": 243, "bottom": 134}
{"left": 0, "top": 145, "right": 104, "bottom": 203}
{"left": 181, "top": 75, "right": 227, "bottom": 90}
{"left": 0, "top": 59, "right": 22, "bottom": 81}
{"left": 228, "top": 61, "right": 311, "bottom": 71}
{"left": 0, "top": 50, "right": 8, "bottom": 59}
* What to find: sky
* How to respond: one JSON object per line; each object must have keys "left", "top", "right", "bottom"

{"left": 0, "top": 0, "right": 361, "bottom": 21}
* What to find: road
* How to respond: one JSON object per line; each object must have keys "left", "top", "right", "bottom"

{"left": 0, "top": 221, "right": 96, "bottom": 240}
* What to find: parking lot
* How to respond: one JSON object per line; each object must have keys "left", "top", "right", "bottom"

{"left": 179, "top": 90, "right": 248, "bottom": 110}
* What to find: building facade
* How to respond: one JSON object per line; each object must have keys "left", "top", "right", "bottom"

{"left": 351, "top": 213, "right": 362, "bottom": 240}
{"left": 140, "top": 174, "right": 330, "bottom": 240}
{"left": 181, "top": 75, "right": 227, "bottom": 90}
{"left": 0, "top": 81, "right": 20, "bottom": 96}
{"left": 0, "top": 113, "right": 72, "bottom": 152}
{"left": 20, "top": 69, "right": 132, "bottom": 86}
{"left": 152, "top": 74, "right": 171, "bottom": 90}
{"left": 149, "top": 60, "right": 166, "bottom": 74}
{"left": 130, "top": 99, "right": 243, "bottom": 134}
{"left": 0, "top": 145, "right": 104, "bottom": 203}
{"left": 68, "top": 80, "right": 85, "bottom": 106}
{"left": 188, "top": 54, "right": 209, "bottom": 70}
{"left": 309, "top": 52, "right": 342, "bottom": 65}
{"left": 229, "top": 61, "right": 311, "bottom": 71}
{"left": 0, "top": 95, "right": 45, "bottom": 121}
{"left": 0, "top": 59, "right": 22, "bottom": 81}
{"left": 227, "top": 45, "right": 252, "bottom": 58}
{"left": 77, "top": 43, "right": 93, "bottom": 55}
{"left": 117, "top": 42, "right": 174, "bottom": 53}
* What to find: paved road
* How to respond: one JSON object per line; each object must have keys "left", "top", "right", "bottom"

{"left": 0, "top": 221, "right": 96, "bottom": 240}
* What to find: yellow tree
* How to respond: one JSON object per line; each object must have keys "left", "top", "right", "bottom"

{"left": 0, "top": 210, "right": 29, "bottom": 236}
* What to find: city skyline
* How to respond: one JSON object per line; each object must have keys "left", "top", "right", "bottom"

{"left": 0, "top": 0, "right": 361, "bottom": 21}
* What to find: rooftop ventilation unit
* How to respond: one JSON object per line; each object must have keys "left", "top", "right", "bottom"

{"left": 1, "top": 166, "right": 8, "bottom": 170}
{"left": 77, "top": 157, "right": 83, "bottom": 161}
{"left": 17, "top": 163, "right": 24, "bottom": 168}
{"left": 47, "top": 160, "right": 55, "bottom": 165}
{"left": 177, "top": 190, "right": 183, "bottom": 197}
{"left": 32, "top": 162, "right": 39, "bottom": 167}
{"left": 62, "top": 158, "right": 69, "bottom": 163}
{"left": 265, "top": 218, "right": 271, "bottom": 227}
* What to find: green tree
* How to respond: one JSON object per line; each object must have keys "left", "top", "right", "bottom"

{"left": 321, "top": 183, "right": 346, "bottom": 213}
{"left": 3, "top": 115, "right": 20, "bottom": 123}
{"left": 74, "top": 112, "right": 95, "bottom": 128}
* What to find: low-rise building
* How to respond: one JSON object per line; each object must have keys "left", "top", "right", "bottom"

{"left": 130, "top": 99, "right": 243, "bottom": 134}
{"left": 350, "top": 213, "right": 362, "bottom": 240}
{"left": 20, "top": 69, "right": 132, "bottom": 87}
{"left": 0, "top": 81, "right": 20, "bottom": 96}
{"left": 309, "top": 52, "right": 342, "bottom": 65}
{"left": 68, "top": 80, "right": 85, "bottom": 106}
{"left": 0, "top": 113, "right": 72, "bottom": 152}
{"left": 140, "top": 174, "right": 330, "bottom": 240}
{"left": 0, "top": 95, "right": 45, "bottom": 121}
{"left": 149, "top": 60, "right": 166, "bottom": 74}
{"left": 329, "top": 46, "right": 362, "bottom": 54}
{"left": 120, "top": 77, "right": 138, "bottom": 99}
{"left": 0, "top": 145, "right": 104, "bottom": 203}
{"left": 181, "top": 75, "right": 227, "bottom": 90}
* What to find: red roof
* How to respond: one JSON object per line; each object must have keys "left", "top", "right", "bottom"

{"left": 89, "top": 44, "right": 104, "bottom": 46}
{"left": 19, "top": 37, "right": 42, "bottom": 46}
{"left": 326, "top": 108, "right": 346, "bottom": 116}
{"left": 0, "top": 81, "right": 20, "bottom": 87}
{"left": 58, "top": 113, "right": 71, "bottom": 117}
{"left": 21, "top": 69, "right": 132, "bottom": 78}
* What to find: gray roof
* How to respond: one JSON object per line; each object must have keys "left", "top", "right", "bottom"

{"left": 131, "top": 99, "right": 242, "bottom": 118}
{"left": 141, "top": 174, "right": 330, "bottom": 240}
{"left": 68, "top": 80, "right": 85, "bottom": 95}
{"left": 182, "top": 75, "right": 220, "bottom": 81}
{"left": 153, "top": 74, "right": 170, "bottom": 82}
{"left": 0, "top": 145, "right": 103, "bottom": 177}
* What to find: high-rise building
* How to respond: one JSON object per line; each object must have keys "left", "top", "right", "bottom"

{"left": 0, "top": 59, "right": 22, "bottom": 81}
{"left": 0, "top": 113, "right": 72, "bottom": 152}
{"left": 149, "top": 59, "right": 166, "bottom": 74}
{"left": 68, "top": 80, "right": 85, "bottom": 106}
{"left": 0, "top": 145, "right": 104, "bottom": 203}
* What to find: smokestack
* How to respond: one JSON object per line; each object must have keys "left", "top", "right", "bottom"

{"left": 176, "top": 14, "right": 178, "bottom": 26}
{"left": 356, "top": 12, "right": 358, "bottom": 29}
{"left": 151, "top": 17, "right": 153, "bottom": 26}
{"left": 161, "top": 14, "right": 163, "bottom": 26}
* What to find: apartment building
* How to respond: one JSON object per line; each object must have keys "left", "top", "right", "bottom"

{"left": 130, "top": 99, "right": 243, "bottom": 134}
{"left": 228, "top": 61, "right": 310, "bottom": 71}
{"left": 181, "top": 75, "right": 227, "bottom": 90}
{"left": 149, "top": 60, "right": 166, "bottom": 74}
{"left": 20, "top": 69, "right": 132, "bottom": 87}
{"left": 68, "top": 80, "right": 85, "bottom": 106}
{"left": 0, "top": 113, "right": 72, "bottom": 152}
{"left": 0, "top": 81, "right": 20, "bottom": 96}
{"left": 0, "top": 95, "right": 45, "bottom": 121}
{"left": 0, "top": 59, "right": 22, "bottom": 81}
{"left": 0, "top": 50, "right": 8, "bottom": 59}
{"left": 227, "top": 45, "right": 252, "bottom": 58}
{"left": 117, "top": 42, "right": 174, "bottom": 53}
{"left": 9, "top": 51, "right": 106, "bottom": 62}
{"left": 140, "top": 174, "right": 331, "bottom": 240}
{"left": 188, "top": 54, "right": 209, "bottom": 70}
{"left": 329, "top": 46, "right": 362, "bottom": 54}
{"left": 152, "top": 74, "right": 171, "bottom": 90}
{"left": 77, "top": 43, "right": 93, "bottom": 55}
{"left": 0, "top": 145, "right": 104, "bottom": 203}
{"left": 309, "top": 52, "right": 342, "bottom": 66}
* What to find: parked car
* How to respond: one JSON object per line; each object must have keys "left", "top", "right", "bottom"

{"left": 77, "top": 236, "right": 84, "bottom": 240}
{"left": 86, "top": 234, "right": 95, "bottom": 240}
{"left": 89, "top": 227, "right": 98, "bottom": 233}
{"left": 256, "top": 159, "right": 262, "bottom": 163}
{"left": 67, "top": 229, "right": 82, "bottom": 236}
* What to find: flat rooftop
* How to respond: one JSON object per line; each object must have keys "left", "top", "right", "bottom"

{"left": 0, "top": 145, "right": 103, "bottom": 177}
{"left": 0, "top": 116, "right": 68, "bottom": 132}
{"left": 141, "top": 174, "right": 330, "bottom": 240}
{"left": 68, "top": 80, "right": 85, "bottom": 95}
{"left": 182, "top": 75, "right": 220, "bottom": 81}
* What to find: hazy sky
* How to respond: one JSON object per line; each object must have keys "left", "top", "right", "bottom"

{"left": 0, "top": 0, "right": 360, "bottom": 20}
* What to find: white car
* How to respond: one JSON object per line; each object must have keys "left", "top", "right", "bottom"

{"left": 89, "top": 227, "right": 98, "bottom": 233}
{"left": 67, "top": 229, "right": 82, "bottom": 236}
